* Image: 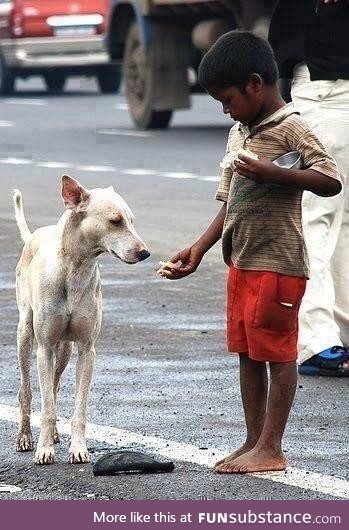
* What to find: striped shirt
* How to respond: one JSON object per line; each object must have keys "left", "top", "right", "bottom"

{"left": 215, "top": 103, "right": 340, "bottom": 277}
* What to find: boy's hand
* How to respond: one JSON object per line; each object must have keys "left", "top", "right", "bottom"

{"left": 234, "top": 154, "right": 278, "bottom": 184}
{"left": 160, "top": 245, "right": 204, "bottom": 280}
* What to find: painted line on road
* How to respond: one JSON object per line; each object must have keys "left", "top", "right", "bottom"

{"left": 0, "top": 158, "right": 218, "bottom": 182}
{"left": 158, "top": 171, "right": 197, "bottom": 179}
{"left": 76, "top": 165, "right": 115, "bottom": 173}
{"left": 0, "top": 157, "right": 33, "bottom": 165}
{"left": 121, "top": 168, "right": 219, "bottom": 182}
{"left": 5, "top": 99, "right": 46, "bottom": 106}
{"left": 37, "top": 161, "right": 74, "bottom": 169}
{"left": 114, "top": 103, "right": 129, "bottom": 111}
{"left": 0, "top": 403, "right": 348, "bottom": 499}
{"left": 97, "top": 128, "right": 153, "bottom": 138}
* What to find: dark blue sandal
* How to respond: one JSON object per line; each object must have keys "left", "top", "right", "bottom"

{"left": 298, "top": 346, "right": 349, "bottom": 377}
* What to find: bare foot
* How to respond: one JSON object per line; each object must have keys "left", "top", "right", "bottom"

{"left": 215, "top": 447, "right": 287, "bottom": 474}
{"left": 214, "top": 443, "right": 255, "bottom": 471}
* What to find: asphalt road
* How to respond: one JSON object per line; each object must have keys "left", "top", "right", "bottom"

{"left": 0, "top": 77, "right": 348, "bottom": 500}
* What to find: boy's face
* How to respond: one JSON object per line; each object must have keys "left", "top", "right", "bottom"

{"left": 209, "top": 78, "right": 263, "bottom": 125}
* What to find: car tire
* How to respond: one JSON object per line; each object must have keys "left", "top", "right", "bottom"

{"left": 96, "top": 65, "right": 121, "bottom": 94}
{"left": 123, "top": 23, "right": 173, "bottom": 129}
{"left": 44, "top": 71, "right": 66, "bottom": 93}
{"left": 0, "top": 56, "right": 15, "bottom": 95}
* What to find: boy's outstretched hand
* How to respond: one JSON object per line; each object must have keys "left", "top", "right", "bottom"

{"left": 158, "top": 245, "right": 204, "bottom": 280}
{"left": 234, "top": 154, "right": 278, "bottom": 184}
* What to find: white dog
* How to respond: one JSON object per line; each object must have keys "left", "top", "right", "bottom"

{"left": 13, "top": 175, "right": 150, "bottom": 465}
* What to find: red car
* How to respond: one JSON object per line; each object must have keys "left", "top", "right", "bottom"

{"left": 0, "top": 0, "right": 120, "bottom": 94}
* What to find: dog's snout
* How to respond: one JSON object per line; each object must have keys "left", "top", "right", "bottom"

{"left": 137, "top": 249, "right": 150, "bottom": 261}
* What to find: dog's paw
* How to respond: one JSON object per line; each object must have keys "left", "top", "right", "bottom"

{"left": 35, "top": 446, "right": 55, "bottom": 465}
{"left": 16, "top": 431, "right": 34, "bottom": 452}
{"left": 69, "top": 443, "right": 90, "bottom": 464}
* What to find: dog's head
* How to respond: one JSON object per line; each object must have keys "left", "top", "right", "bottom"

{"left": 61, "top": 175, "right": 150, "bottom": 264}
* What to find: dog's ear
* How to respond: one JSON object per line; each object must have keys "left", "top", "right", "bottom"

{"left": 61, "top": 175, "right": 90, "bottom": 210}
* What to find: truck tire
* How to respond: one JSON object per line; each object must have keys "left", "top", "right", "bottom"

{"left": 96, "top": 65, "right": 121, "bottom": 94}
{"left": 123, "top": 23, "right": 172, "bottom": 129}
{"left": 44, "top": 71, "right": 66, "bottom": 93}
{"left": 0, "top": 56, "right": 15, "bottom": 95}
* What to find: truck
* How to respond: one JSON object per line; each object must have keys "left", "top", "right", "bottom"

{"left": 105, "top": 0, "right": 276, "bottom": 129}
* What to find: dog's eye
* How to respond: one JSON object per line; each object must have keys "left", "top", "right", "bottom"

{"left": 109, "top": 219, "right": 121, "bottom": 226}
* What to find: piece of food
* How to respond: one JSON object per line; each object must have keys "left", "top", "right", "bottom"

{"left": 220, "top": 148, "right": 258, "bottom": 169}
{"left": 156, "top": 260, "right": 174, "bottom": 278}
{"left": 236, "top": 148, "right": 259, "bottom": 163}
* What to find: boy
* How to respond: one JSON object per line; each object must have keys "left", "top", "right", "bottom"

{"left": 162, "top": 31, "right": 341, "bottom": 474}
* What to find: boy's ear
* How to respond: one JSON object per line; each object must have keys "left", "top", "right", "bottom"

{"left": 247, "top": 73, "right": 264, "bottom": 93}
{"left": 61, "top": 175, "right": 90, "bottom": 210}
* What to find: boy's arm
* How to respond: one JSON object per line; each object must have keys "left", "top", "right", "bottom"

{"left": 235, "top": 157, "right": 341, "bottom": 197}
{"left": 235, "top": 118, "right": 341, "bottom": 197}
{"left": 164, "top": 203, "right": 227, "bottom": 280}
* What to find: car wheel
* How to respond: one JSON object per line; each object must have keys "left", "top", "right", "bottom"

{"left": 123, "top": 23, "right": 173, "bottom": 129}
{"left": 0, "top": 56, "right": 15, "bottom": 95}
{"left": 96, "top": 65, "right": 121, "bottom": 94}
{"left": 44, "top": 71, "right": 66, "bottom": 93}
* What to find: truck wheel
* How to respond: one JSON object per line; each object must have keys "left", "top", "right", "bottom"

{"left": 44, "top": 71, "right": 66, "bottom": 93}
{"left": 0, "top": 56, "right": 15, "bottom": 95}
{"left": 123, "top": 23, "right": 172, "bottom": 129}
{"left": 96, "top": 65, "right": 121, "bottom": 94}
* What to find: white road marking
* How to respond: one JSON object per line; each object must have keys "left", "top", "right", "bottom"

{"left": 159, "top": 171, "right": 196, "bottom": 179}
{"left": 0, "top": 157, "right": 33, "bottom": 165}
{"left": 97, "top": 128, "right": 153, "bottom": 138}
{"left": 5, "top": 99, "right": 46, "bottom": 106}
{"left": 0, "top": 484, "right": 22, "bottom": 493}
{"left": 200, "top": 176, "right": 220, "bottom": 182}
{"left": 114, "top": 103, "right": 129, "bottom": 111}
{"left": 1, "top": 403, "right": 348, "bottom": 499}
{"left": 0, "top": 121, "right": 13, "bottom": 127}
{"left": 37, "top": 161, "right": 74, "bottom": 169}
{"left": 76, "top": 165, "right": 115, "bottom": 172}
{"left": 0, "top": 157, "right": 218, "bottom": 183}
{"left": 123, "top": 169, "right": 156, "bottom": 176}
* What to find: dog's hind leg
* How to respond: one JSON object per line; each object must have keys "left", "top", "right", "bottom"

{"left": 53, "top": 341, "right": 73, "bottom": 443}
{"left": 35, "top": 344, "right": 56, "bottom": 464}
{"left": 16, "top": 307, "right": 34, "bottom": 452}
{"left": 69, "top": 344, "right": 96, "bottom": 464}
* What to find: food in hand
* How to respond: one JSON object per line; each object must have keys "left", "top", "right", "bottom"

{"left": 157, "top": 261, "right": 174, "bottom": 278}
{"left": 220, "top": 148, "right": 258, "bottom": 169}
{"left": 236, "top": 148, "right": 259, "bottom": 163}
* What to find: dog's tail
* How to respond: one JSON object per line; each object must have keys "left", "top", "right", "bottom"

{"left": 13, "top": 190, "right": 31, "bottom": 243}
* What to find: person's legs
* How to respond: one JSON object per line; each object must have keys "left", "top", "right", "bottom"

{"left": 291, "top": 65, "right": 349, "bottom": 370}
{"left": 215, "top": 354, "right": 267, "bottom": 470}
{"left": 217, "top": 361, "right": 297, "bottom": 474}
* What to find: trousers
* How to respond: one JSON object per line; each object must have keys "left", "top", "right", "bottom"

{"left": 291, "top": 63, "right": 349, "bottom": 363}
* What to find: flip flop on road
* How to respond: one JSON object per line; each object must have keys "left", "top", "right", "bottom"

{"left": 298, "top": 346, "right": 349, "bottom": 377}
{"left": 93, "top": 450, "right": 175, "bottom": 476}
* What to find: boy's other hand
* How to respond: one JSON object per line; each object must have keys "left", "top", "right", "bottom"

{"left": 235, "top": 154, "right": 278, "bottom": 184}
{"left": 162, "top": 246, "right": 204, "bottom": 280}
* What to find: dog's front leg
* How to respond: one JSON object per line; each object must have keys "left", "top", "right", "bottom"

{"left": 35, "top": 345, "right": 56, "bottom": 465}
{"left": 69, "top": 344, "right": 95, "bottom": 464}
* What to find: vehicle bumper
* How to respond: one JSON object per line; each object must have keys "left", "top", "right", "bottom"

{"left": 1, "top": 35, "right": 109, "bottom": 69}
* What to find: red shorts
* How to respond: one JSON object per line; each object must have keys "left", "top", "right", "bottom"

{"left": 227, "top": 266, "right": 306, "bottom": 362}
